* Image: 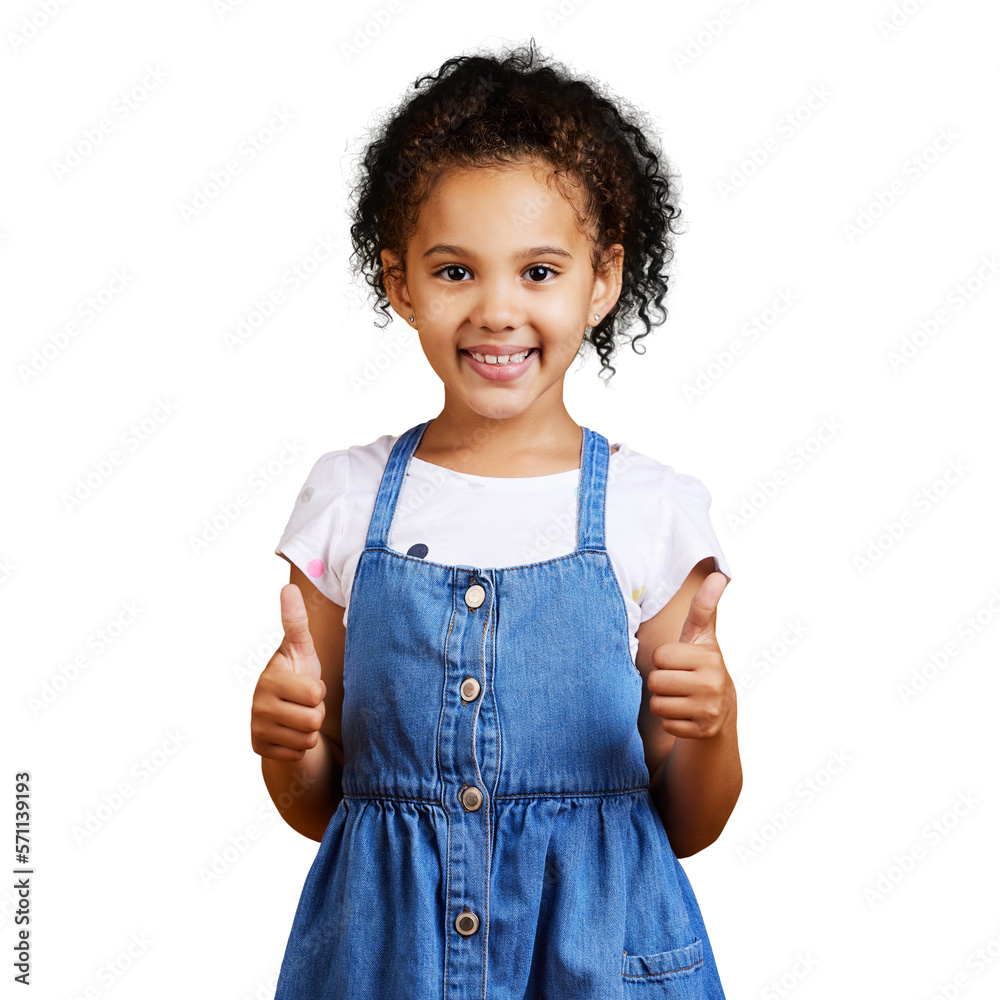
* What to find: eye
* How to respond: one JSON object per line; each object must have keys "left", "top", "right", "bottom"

{"left": 525, "top": 265, "right": 558, "bottom": 282}
{"left": 434, "top": 264, "right": 471, "bottom": 282}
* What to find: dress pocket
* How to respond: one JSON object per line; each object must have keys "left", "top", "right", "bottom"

{"left": 622, "top": 938, "right": 704, "bottom": 993}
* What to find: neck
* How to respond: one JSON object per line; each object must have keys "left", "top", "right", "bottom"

{"left": 416, "top": 402, "right": 584, "bottom": 478}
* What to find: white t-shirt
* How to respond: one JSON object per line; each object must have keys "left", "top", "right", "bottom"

{"left": 275, "top": 431, "right": 732, "bottom": 665}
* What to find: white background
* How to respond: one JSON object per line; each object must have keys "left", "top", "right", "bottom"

{"left": 3, "top": 1, "right": 999, "bottom": 997}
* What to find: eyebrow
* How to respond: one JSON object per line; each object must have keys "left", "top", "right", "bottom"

{"left": 421, "top": 244, "right": 573, "bottom": 261}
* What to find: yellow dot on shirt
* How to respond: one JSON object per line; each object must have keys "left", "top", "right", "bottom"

{"left": 632, "top": 585, "right": 644, "bottom": 602}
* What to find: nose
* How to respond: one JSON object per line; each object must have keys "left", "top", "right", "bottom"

{"left": 467, "top": 277, "right": 523, "bottom": 333}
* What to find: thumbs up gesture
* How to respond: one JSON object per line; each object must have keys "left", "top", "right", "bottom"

{"left": 647, "top": 571, "right": 735, "bottom": 740}
{"left": 274, "top": 583, "right": 323, "bottom": 680}
{"left": 250, "top": 583, "right": 327, "bottom": 761}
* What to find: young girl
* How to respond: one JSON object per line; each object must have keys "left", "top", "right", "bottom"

{"left": 251, "top": 40, "right": 740, "bottom": 998}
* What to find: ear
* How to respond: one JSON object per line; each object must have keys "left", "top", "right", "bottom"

{"left": 591, "top": 243, "right": 624, "bottom": 320}
{"left": 380, "top": 249, "right": 414, "bottom": 321}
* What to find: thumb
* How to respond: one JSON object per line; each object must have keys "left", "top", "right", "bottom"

{"left": 277, "top": 583, "right": 322, "bottom": 679}
{"left": 677, "top": 571, "right": 728, "bottom": 646}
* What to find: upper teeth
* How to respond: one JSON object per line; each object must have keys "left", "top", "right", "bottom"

{"left": 471, "top": 350, "right": 531, "bottom": 365}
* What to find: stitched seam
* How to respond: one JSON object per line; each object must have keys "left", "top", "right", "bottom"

{"left": 340, "top": 793, "right": 443, "bottom": 804}
{"left": 622, "top": 958, "right": 704, "bottom": 980}
{"left": 597, "top": 429, "right": 608, "bottom": 551}
{"left": 444, "top": 795, "right": 452, "bottom": 1000}
{"left": 575, "top": 426, "right": 586, "bottom": 548}
{"left": 440, "top": 591, "right": 457, "bottom": 801}
{"left": 493, "top": 786, "right": 649, "bottom": 800}
{"left": 470, "top": 576, "right": 488, "bottom": 800}
{"left": 601, "top": 549, "right": 639, "bottom": 670}
{"left": 480, "top": 582, "right": 494, "bottom": 1000}
{"left": 588, "top": 426, "right": 605, "bottom": 551}
{"left": 367, "top": 545, "right": 607, "bottom": 573}
{"left": 440, "top": 574, "right": 457, "bottom": 999}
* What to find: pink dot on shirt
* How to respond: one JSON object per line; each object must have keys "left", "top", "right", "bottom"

{"left": 307, "top": 559, "right": 325, "bottom": 578}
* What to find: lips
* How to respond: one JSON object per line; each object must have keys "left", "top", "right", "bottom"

{"left": 460, "top": 347, "right": 539, "bottom": 382}
{"left": 461, "top": 344, "right": 537, "bottom": 356}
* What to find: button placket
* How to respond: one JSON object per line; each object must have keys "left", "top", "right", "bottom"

{"left": 441, "top": 569, "right": 497, "bottom": 964}
{"left": 460, "top": 577, "right": 487, "bottom": 822}
{"left": 442, "top": 572, "right": 494, "bottom": 965}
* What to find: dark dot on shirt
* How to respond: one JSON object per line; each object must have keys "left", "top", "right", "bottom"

{"left": 407, "top": 543, "right": 429, "bottom": 559}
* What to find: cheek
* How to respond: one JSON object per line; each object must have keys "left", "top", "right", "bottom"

{"left": 532, "top": 290, "right": 582, "bottom": 328}
{"left": 412, "top": 275, "right": 454, "bottom": 313}
{"left": 542, "top": 277, "right": 590, "bottom": 321}
{"left": 536, "top": 304, "right": 586, "bottom": 345}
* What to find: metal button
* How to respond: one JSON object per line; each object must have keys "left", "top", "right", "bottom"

{"left": 461, "top": 677, "right": 481, "bottom": 702}
{"left": 464, "top": 584, "right": 486, "bottom": 609}
{"left": 454, "top": 907, "right": 480, "bottom": 936}
{"left": 460, "top": 785, "right": 483, "bottom": 812}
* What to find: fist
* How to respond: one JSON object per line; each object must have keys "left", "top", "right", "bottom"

{"left": 250, "top": 583, "right": 327, "bottom": 761}
{"left": 647, "top": 571, "right": 734, "bottom": 740}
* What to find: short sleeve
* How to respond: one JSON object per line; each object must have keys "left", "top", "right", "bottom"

{"left": 639, "top": 471, "right": 732, "bottom": 623}
{"left": 274, "top": 450, "right": 350, "bottom": 607}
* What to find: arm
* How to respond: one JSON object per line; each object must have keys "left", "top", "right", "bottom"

{"left": 261, "top": 732, "right": 342, "bottom": 842}
{"left": 635, "top": 557, "right": 742, "bottom": 858}
{"left": 254, "top": 562, "right": 348, "bottom": 842}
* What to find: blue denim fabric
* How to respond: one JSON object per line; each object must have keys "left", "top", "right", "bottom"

{"left": 274, "top": 419, "right": 727, "bottom": 999}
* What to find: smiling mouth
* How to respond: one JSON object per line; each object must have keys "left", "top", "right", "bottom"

{"left": 459, "top": 347, "right": 539, "bottom": 382}
{"left": 460, "top": 348, "right": 538, "bottom": 366}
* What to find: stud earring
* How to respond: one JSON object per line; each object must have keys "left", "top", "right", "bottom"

{"left": 409, "top": 314, "right": 414, "bottom": 322}
{"left": 594, "top": 313, "right": 600, "bottom": 321}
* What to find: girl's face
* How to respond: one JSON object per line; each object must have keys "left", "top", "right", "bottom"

{"left": 381, "top": 160, "right": 623, "bottom": 425}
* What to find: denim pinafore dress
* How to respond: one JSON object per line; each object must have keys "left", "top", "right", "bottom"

{"left": 274, "top": 419, "right": 727, "bottom": 999}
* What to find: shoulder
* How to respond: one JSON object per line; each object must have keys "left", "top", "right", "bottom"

{"left": 341, "top": 432, "right": 398, "bottom": 481}
{"left": 299, "top": 431, "right": 399, "bottom": 495}
{"left": 608, "top": 440, "right": 715, "bottom": 513}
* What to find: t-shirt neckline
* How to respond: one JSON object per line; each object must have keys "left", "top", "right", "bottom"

{"left": 407, "top": 442, "right": 627, "bottom": 490}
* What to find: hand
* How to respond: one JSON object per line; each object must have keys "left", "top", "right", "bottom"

{"left": 250, "top": 583, "right": 327, "bottom": 761}
{"left": 646, "top": 571, "right": 734, "bottom": 740}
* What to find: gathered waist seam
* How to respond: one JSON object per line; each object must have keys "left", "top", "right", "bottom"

{"left": 341, "top": 792, "right": 442, "bottom": 804}
{"left": 341, "top": 785, "right": 651, "bottom": 804}
{"left": 494, "top": 785, "right": 650, "bottom": 800}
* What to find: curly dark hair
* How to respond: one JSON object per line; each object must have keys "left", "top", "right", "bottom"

{"left": 347, "top": 38, "right": 684, "bottom": 383}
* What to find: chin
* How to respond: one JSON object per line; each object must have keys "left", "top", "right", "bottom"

{"left": 465, "top": 397, "right": 532, "bottom": 422}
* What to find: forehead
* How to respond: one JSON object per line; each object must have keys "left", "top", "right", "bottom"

{"left": 412, "top": 161, "right": 591, "bottom": 248}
